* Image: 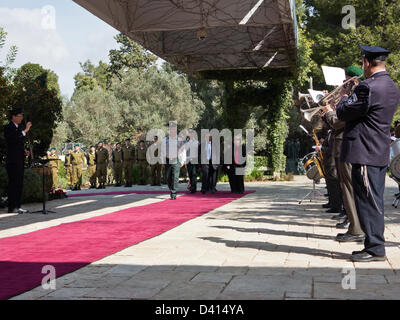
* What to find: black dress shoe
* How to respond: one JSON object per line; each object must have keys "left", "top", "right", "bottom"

{"left": 322, "top": 203, "right": 331, "bottom": 208}
{"left": 170, "top": 195, "right": 177, "bottom": 200}
{"left": 336, "top": 219, "right": 350, "bottom": 229}
{"left": 336, "top": 233, "right": 365, "bottom": 242}
{"left": 351, "top": 251, "right": 386, "bottom": 262}
{"left": 331, "top": 212, "right": 346, "bottom": 220}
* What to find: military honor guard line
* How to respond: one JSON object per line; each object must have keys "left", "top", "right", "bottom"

{"left": 3, "top": 44, "right": 400, "bottom": 263}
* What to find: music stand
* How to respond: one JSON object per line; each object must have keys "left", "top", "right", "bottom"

{"left": 298, "top": 179, "right": 325, "bottom": 204}
{"left": 31, "top": 158, "right": 57, "bottom": 214}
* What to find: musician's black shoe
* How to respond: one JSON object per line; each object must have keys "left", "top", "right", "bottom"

{"left": 322, "top": 203, "right": 331, "bottom": 208}
{"left": 326, "top": 208, "right": 341, "bottom": 214}
{"left": 336, "top": 233, "right": 365, "bottom": 242}
{"left": 331, "top": 212, "right": 346, "bottom": 220}
{"left": 351, "top": 252, "right": 385, "bottom": 262}
{"left": 336, "top": 219, "right": 350, "bottom": 229}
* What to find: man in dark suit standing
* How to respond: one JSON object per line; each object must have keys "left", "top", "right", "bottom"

{"left": 200, "top": 133, "right": 219, "bottom": 194}
{"left": 3, "top": 109, "right": 32, "bottom": 214}
{"left": 225, "top": 135, "right": 246, "bottom": 193}
{"left": 336, "top": 45, "right": 400, "bottom": 262}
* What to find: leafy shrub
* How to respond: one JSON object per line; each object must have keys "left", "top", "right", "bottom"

{"left": 0, "top": 166, "right": 47, "bottom": 204}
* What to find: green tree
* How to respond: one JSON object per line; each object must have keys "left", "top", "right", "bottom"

{"left": 303, "top": 0, "right": 400, "bottom": 89}
{"left": 107, "top": 33, "right": 157, "bottom": 82}
{"left": 0, "top": 27, "right": 18, "bottom": 164}
{"left": 111, "top": 67, "right": 205, "bottom": 137}
{"left": 73, "top": 60, "right": 109, "bottom": 93}
{"left": 12, "top": 63, "right": 63, "bottom": 157}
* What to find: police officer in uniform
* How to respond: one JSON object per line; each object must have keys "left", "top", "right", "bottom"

{"left": 150, "top": 136, "right": 162, "bottom": 186}
{"left": 95, "top": 140, "right": 109, "bottom": 189}
{"left": 122, "top": 138, "right": 135, "bottom": 187}
{"left": 137, "top": 140, "right": 148, "bottom": 185}
{"left": 64, "top": 146, "right": 73, "bottom": 190}
{"left": 336, "top": 45, "right": 400, "bottom": 262}
{"left": 86, "top": 145, "right": 97, "bottom": 189}
{"left": 71, "top": 143, "right": 86, "bottom": 190}
{"left": 112, "top": 142, "right": 123, "bottom": 186}
{"left": 46, "top": 147, "right": 59, "bottom": 190}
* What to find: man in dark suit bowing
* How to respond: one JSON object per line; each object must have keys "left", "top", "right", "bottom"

{"left": 3, "top": 108, "right": 32, "bottom": 214}
{"left": 336, "top": 45, "right": 400, "bottom": 262}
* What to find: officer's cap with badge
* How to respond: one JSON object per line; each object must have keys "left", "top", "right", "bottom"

{"left": 360, "top": 45, "right": 391, "bottom": 61}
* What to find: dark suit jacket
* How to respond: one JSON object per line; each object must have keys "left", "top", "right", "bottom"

{"left": 4, "top": 121, "right": 26, "bottom": 165}
{"left": 200, "top": 141, "right": 219, "bottom": 169}
{"left": 337, "top": 71, "right": 400, "bottom": 166}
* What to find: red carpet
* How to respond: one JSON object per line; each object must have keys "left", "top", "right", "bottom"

{"left": 0, "top": 191, "right": 253, "bottom": 299}
{"left": 67, "top": 190, "right": 191, "bottom": 197}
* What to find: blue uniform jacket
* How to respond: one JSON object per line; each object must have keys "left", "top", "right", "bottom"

{"left": 336, "top": 71, "right": 400, "bottom": 166}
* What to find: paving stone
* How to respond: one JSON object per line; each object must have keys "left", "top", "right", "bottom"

{"left": 285, "top": 291, "right": 312, "bottom": 299}
{"left": 153, "top": 281, "right": 225, "bottom": 300}
{"left": 223, "top": 275, "right": 312, "bottom": 295}
{"left": 83, "top": 286, "right": 162, "bottom": 299}
{"left": 130, "top": 270, "right": 198, "bottom": 282}
{"left": 44, "top": 287, "right": 94, "bottom": 299}
{"left": 191, "top": 272, "right": 233, "bottom": 284}
{"left": 104, "top": 264, "right": 147, "bottom": 275}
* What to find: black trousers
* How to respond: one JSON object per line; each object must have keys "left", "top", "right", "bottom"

{"left": 324, "top": 164, "right": 342, "bottom": 211}
{"left": 352, "top": 164, "right": 386, "bottom": 256}
{"left": 6, "top": 162, "right": 24, "bottom": 211}
{"left": 201, "top": 161, "right": 217, "bottom": 192}
{"left": 187, "top": 162, "right": 198, "bottom": 192}
{"left": 227, "top": 166, "right": 245, "bottom": 193}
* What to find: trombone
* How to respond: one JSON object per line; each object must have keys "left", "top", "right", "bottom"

{"left": 299, "top": 75, "right": 362, "bottom": 122}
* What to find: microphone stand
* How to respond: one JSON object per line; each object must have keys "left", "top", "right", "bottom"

{"left": 31, "top": 158, "right": 57, "bottom": 215}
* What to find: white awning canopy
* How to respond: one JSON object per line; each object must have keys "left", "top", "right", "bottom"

{"left": 73, "top": 0, "right": 298, "bottom": 78}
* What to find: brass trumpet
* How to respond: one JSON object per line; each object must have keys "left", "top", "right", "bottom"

{"left": 300, "top": 75, "right": 362, "bottom": 122}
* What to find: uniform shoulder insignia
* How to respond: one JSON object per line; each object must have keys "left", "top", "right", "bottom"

{"left": 348, "top": 83, "right": 370, "bottom": 104}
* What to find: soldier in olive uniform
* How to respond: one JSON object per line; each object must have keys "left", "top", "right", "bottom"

{"left": 150, "top": 136, "right": 162, "bottom": 186}
{"left": 95, "top": 140, "right": 109, "bottom": 189}
{"left": 112, "top": 142, "right": 123, "bottom": 186}
{"left": 46, "top": 147, "right": 59, "bottom": 190}
{"left": 86, "top": 145, "right": 97, "bottom": 189}
{"left": 137, "top": 140, "right": 148, "bottom": 185}
{"left": 71, "top": 144, "right": 86, "bottom": 190}
{"left": 122, "top": 138, "right": 135, "bottom": 187}
{"left": 64, "top": 147, "right": 73, "bottom": 190}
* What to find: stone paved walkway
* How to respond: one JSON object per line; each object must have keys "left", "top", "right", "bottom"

{"left": 1, "top": 176, "right": 400, "bottom": 300}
